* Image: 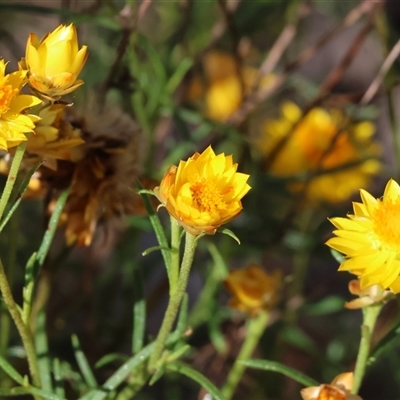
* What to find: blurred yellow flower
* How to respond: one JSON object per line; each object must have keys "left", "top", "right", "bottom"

{"left": 301, "top": 372, "right": 362, "bottom": 400}
{"left": 259, "top": 102, "right": 380, "bottom": 203}
{"left": 186, "top": 51, "right": 274, "bottom": 122}
{"left": 22, "top": 24, "right": 88, "bottom": 99}
{"left": 27, "top": 104, "right": 84, "bottom": 169}
{"left": 224, "top": 264, "right": 281, "bottom": 316}
{"left": 0, "top": 59, "right": 41, "bottom": 151}
{"left": 327, "top": 179, "right": 400, "bottom": 293}
{"left": 155, "top": 146, "right": 251, "bottom": 235}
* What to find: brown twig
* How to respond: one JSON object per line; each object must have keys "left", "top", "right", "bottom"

{"left": 360, "top": 38, "right": 400, "bottom": 105}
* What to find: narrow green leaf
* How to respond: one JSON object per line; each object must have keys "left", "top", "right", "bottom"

{"left": 94, "top": 354, "right": 128, "bottom": 369}
{"left": 0, "top": 162, "right": 42, "bottom": 233}
{"left": 330, "top": 249, "right": 345, "bottom": 264}
{"left": 0, "top": 354, "right": 25, "bottom": 385}
{"left": 22, "top": 252, "right": 37, "bottom": 324}
{"left": 137, "top": 181, "right": 172, "bottom": 280}
{"left": 240, "top": 359, "right": 318, "bottom": 387}
{"left": 0, "top": 386, "right": 66, "bottom": 399}
{"left": 165, "top": 58, "right": 193, "bottom": 94}
{"left": 37, "top": 187, "right": 71, "bottom": 267}
{"left": 90, "top": 331, "right": 181, "bottom": 400}
{"left": 72, "top": 334, "right": 98, "bottom": 389}
{"left": 218, "top": 228, "right": 241, "bottom": 245}
{"left": 142, "top": 245, "right": 172, "bottom": 257}
{"left": 301, "top": 296, "right": 344, "bottom": 316}
{"left": 53, "top": 358, "right": 65, "bottom": 399}
{"left": 137, "top": 189, "right": 156, "bottom": 196}
{"left": 35, "top": 310, "right": 53, "bottom": 393}
{"left": 166, "top": 361, "right": 226, "bottom": 400}
{"left": 132, "top": 268, "right": 146, "bottom": 354}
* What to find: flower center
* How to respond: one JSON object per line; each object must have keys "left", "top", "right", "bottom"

{"left": 0, "top": 83, "right": 17, "bottom": 115}
{"left": 373, "top": 199, "right": 400, "bottom": 251}
{"left": 190, "top": 180, "right": 223, "bottom": 212}
{"left": 317, "top": 386, "right": 346, "bottom": 400}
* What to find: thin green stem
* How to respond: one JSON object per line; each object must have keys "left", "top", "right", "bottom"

{"left": 148, "top": 232, "right": 197, "bottom": 372}
{"left": 222, "top": 310, "right": 270, "bottom": 400}
{"left": 0, "top": 141, "right": 27, "bottom": 222}
{"left": 351, "top": 304, "right": 382, "bottom": 394}
{"left": 0, "top": 258, "right": 41, "bottom": 388}
{"left": 387, "top": 89, "right": 400, "bottom": 174}
{"left": 169, "top": 217, "right": 181, "bottom": 294}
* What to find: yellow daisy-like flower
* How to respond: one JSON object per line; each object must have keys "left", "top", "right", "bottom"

{"left": 224, "top": 264, "right": 281, "bottom": 316}
{"left": 154, "top": 146, "right": 251, "bottom": 235}
{"left": 259, "top": 102, "right": 380, "bottom": 204}
{"left": 22, "top": 24, "right": 88, "bottom": 99}
{"left": 301, "top": 372, "right": 362, "bottom": 400}
{"left": 326, "top": 179, "right": 400, "bottom": 293}
{"left": 0, "top": 59, "right": 41, "bottom": 151}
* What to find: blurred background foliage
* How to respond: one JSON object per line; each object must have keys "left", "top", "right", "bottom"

{"left": 1, "top": 0, "right": 400, "bottom": 399}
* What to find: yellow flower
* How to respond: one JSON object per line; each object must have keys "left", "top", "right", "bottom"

{"left": 259, "top": 102, "right": 380, "bottom": 204}
{"left": 27, "top": 104, "right": 84, "bottom": 169}
{"left": 186, "top": 51, "right": 274, "bottom": 122}
{"left": 326, "top": 179, "right": 400, "bottom": 293}
{"left": 0, "top": 60, "right": 41, "bottom": 151}
{"left": 22, "top": 24, "right": 88, "bottom": 99}
{"left": 224, "top": 264, "right": 281, "bottom": 316}
{"left": 154, "top": 146, "right": 251, "bottom": 235}
{"left": 301, "top": 373, "right": 362, "bottom": 400}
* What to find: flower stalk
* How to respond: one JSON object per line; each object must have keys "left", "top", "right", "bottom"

{"left": 0, "top": 258, "right": 41, "bottom": 388}
{"left": 222, "top": 310, "right": 270, "bottom": 400}
{"left": 148, "top": 232, "right": 197, "bottom": 372}
{"left": 0, "top": 141, "right": 28, "bottom": 222}
{"left": 351, "top": 303, "right": 382, "bottom": 394}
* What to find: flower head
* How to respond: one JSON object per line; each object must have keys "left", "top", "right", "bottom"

{"left": 22, "top": 24, "right": 88, "bottom": 99}
{"left": 0, "top": 59, "right": 41, "bottom": 151}
{"left": 154, "top": 146, "right": 251, "bottom": 235}
{"left": 224, "top": 264, "right": 281, "bottom": 316}
{"left": 259, "top": 102, "right": 380, "bottom": 204}
{"left": 26, "top": 104, "right": 84, "bottom": 169}
{"left": 186, "top": 51, "right": 274, "bottom": 122}
{"left": 326, "top": 179, "right": 400, "bottom": 293}
{"left": 301, "top": 373, "right": 362, "bottom": 400}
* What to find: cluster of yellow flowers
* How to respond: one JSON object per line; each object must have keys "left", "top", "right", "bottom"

{"left": 259, "top": 102, "right": 380, "bottom": 204}
{"left": 0, "top": 24, "right": 87, "bottom": 153}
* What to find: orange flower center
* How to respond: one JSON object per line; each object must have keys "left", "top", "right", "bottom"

{"left": 373, "top": 199, "right": 400, "bottom": 250}
{"left": 317, "top": 386, "right": 346, "bottom": 400}
{"left": 0, "top": 83, "right": 17, "bottom": 115}
{"left": 190, "top": 180, "right": 223, "bottom": 212}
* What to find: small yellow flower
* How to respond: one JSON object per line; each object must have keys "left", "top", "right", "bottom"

{"left": 259, "top": 102, "right": 380, "bottom": 203}
{"left": 22, "top": 24, "right": 88, "bottom": 99}
{"left": 154, "top": 146, "right": 251, "bottom": 235}
{"left": 224, "top": 264, "right": 281, "bottom": 316}
{"left": 186, "top": 51, "right": 274, "bottom": 122}
{"left": 27, "top": 104, "right": 84, "bottom": 169}
{"left": 326, "top": 179, "right": 400, "bottom": 293}
{"left": 0, "top": 59, "right": 41, "bottom": 151}
{"left": 301, "top": 373, "right": 362, "bottom": 400}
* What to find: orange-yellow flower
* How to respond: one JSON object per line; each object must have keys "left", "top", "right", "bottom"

{"left": 344, "top": 279, "right": 392, "bottom": 309}
{"left": 301, "top": 373, "right": 362, "bottom": 400}
{"left": 0, "top": 59, "right": 41, "bottom": 151}
{"left": 224, "top": 264, "right": 281, "bottom": 316}
{"left": 22, "top": 24, "right": 88, "bottom": 99}
{"left": 154, "top": 146, "right": 251, "bottom": 235}
{"left": 326, "top": 179, "right": 400, "bottom": 293}
{"left": 259, "top": 102, "right": 380, "bottom": 204}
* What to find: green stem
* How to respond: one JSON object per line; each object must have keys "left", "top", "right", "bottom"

{"left": 169, "top": 217, "right": 181, "bottom": 294}
{"left": 351, "top": 304, "right": 382, "bottom": 394}
{"left": 148, "top": 232, "right": 197, "bottom": 372}
{"left": 0, "top": 258, "right": 41, "bottom": 388}
{"left": 222, "top": 310, "right": 270, "bottom": 400}
{"left": 0, "top": 141, "right": 27, "bottom": 222}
